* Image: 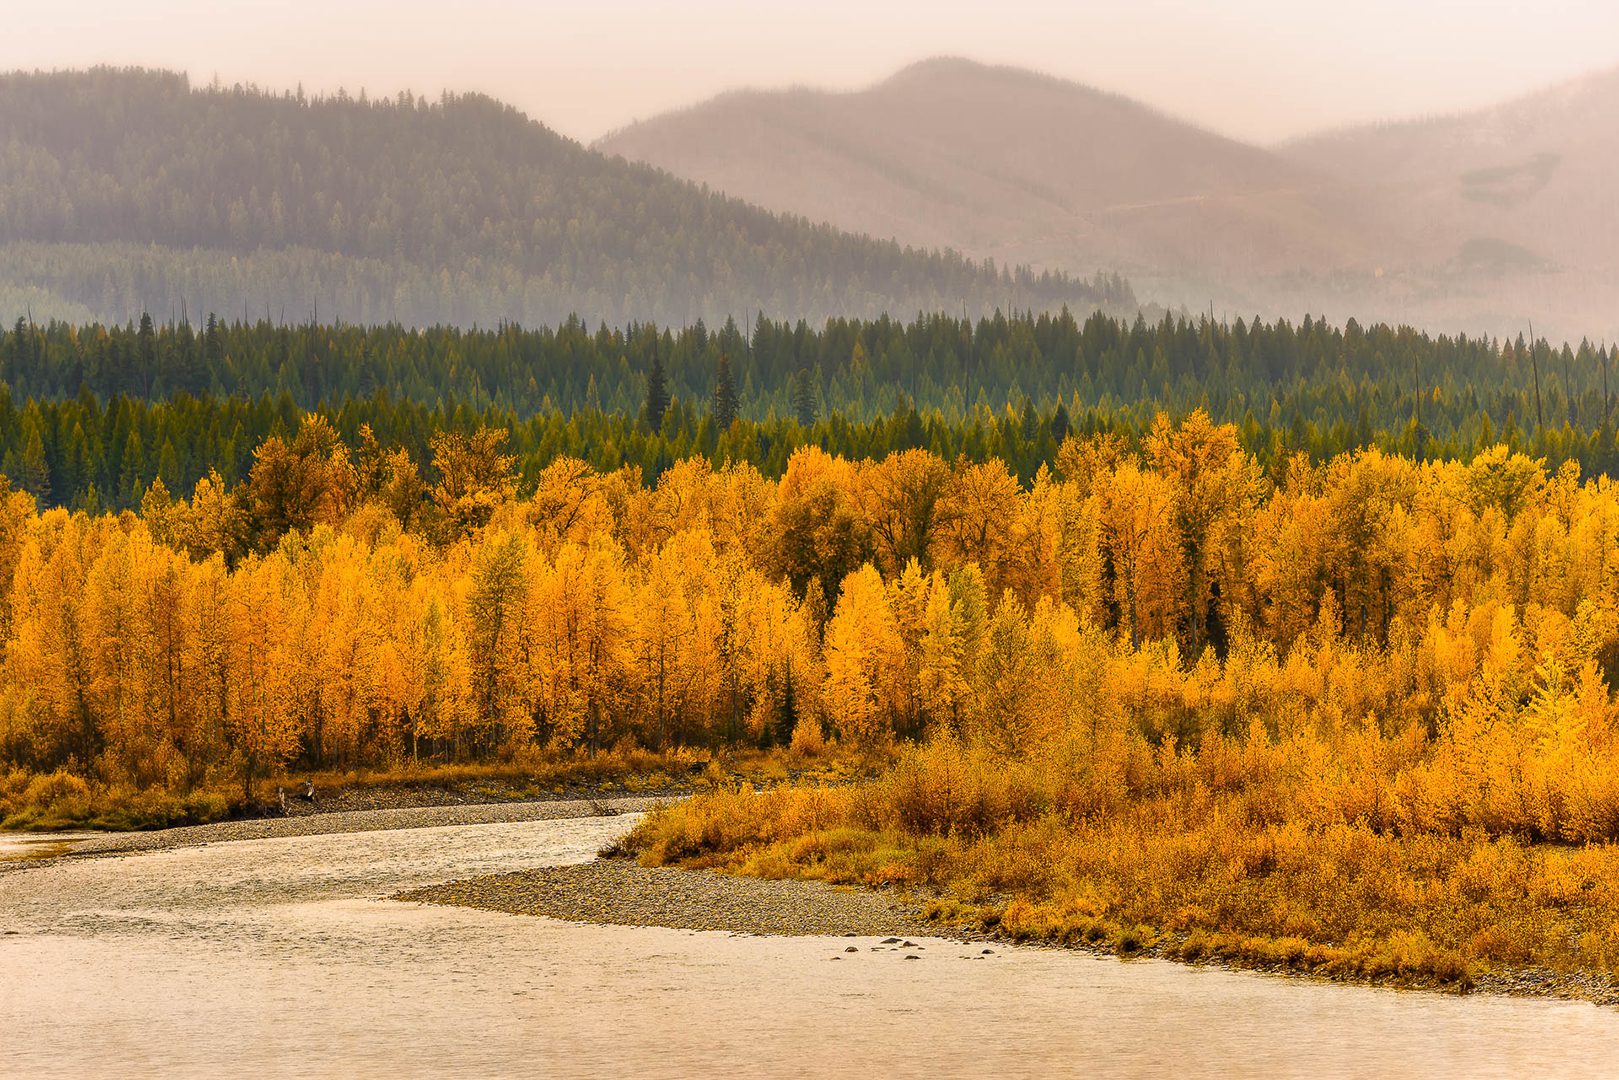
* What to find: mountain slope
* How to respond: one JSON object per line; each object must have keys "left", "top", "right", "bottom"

{"left": 1274, "top": 65, "right": 1619, "bottom": 341}
{"left": 1282, "top": 65, "right": 1619, "bottom": 270}
{"left": 597, "top": 58, "right": 1389, "bottom": 302}
{"left": 600, "top": 57, "right": 1619, "bottom": 341}
{"left": 0, "top": 67, "right": 1127, "bottom": 327}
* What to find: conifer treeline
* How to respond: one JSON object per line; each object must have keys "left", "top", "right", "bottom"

{"left": 3, "top": 308, "right": 1619, "bottom": 512}
{"left": 7, "top": 310, "right": 1611, "bottom": 427}
{"left": 5, "top": 414, "right": 1619, "bottom": 832}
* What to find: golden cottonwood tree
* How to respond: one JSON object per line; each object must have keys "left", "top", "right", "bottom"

{"left": 9, "top": 416, "right": 1619, "bottom": 851}
{"left": 224, "top": 552, "right": 302, "bottom": 799}
{"left": 823, "top": 564, "right": 904, "bottom": 747}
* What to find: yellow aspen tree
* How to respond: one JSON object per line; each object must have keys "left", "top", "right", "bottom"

{"left": 307, "top": 535, "right": 376, "bottom": 768}
{"left": 886, "top": 560, "right": 932, "bottom": 737}
{"left": 466, "top": 530, "right": 534, "bottom": 752}
{"left": 643, "top": 457, "right": 715, "bottom": 550}
{"left": 1251, "top": 479, "right": 1332, "bottom": 649}
{"left": 83, "top": 529, "right": 156, "bottom": 783}
{"left": 856, "top": 450, "right": 951, "bottom": 577}
{"left": 970, "top": 591, "right": 1053, "bottom": 756}
{"left": 362, "top": 539, "right": 433, "bottom": 761}
{"left": 631, "top": 536, "right": 703, "bottom": 748}
{"left": 0, "top": 476, "right": 38, "bottom": 646}
{"left": 418, "top": 592, "right": 476, "bottom": 757}
{"left": 1092, "top": 461, "right": 1186, "bottom": 647}
{"left": 770, "top": 446, "right": 872, "bottom": 602}
{"left": 935, "top": 458, "right": 1021, "bottom": 591}
{"left": 707, "top": 462, "right": 776, "bottom": 559}
{"left": 224, "top": 552, "right": 303, "bottom": 801}
{"left": 727, "top": 570, "right": 817, "bottom": 747}
{"left": 822, "top": 564, "right": 903, "bottom": 748}
{"left": 1005, "top": 465, "right": 1066, "bottom": 607}
{"left": 532, "top": 540, "right": 630, "bottom": 752}
{"left": 430, "top": 427, "right": 517, "bottom": 540}
{"left": 916, "top": 571, "right": 969, "bottom": 732}
{"left": 526, "top": 456, "right": 610, "bottom": 553}
{"left": 6, "top": 515, "right": 98, "bottom": 770}
{"left": 187, "top": 553, "right": 233, "bottom": 785}
{"left": 180, "top": 468, "right": 248, "bottom": 562}
{"left": 140, "top": 540, "right": 202, "bottom": 781}
{"left": 1146, "top": 409, "right": 1265, "bottom": 654}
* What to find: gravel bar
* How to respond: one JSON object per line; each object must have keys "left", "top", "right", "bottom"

{"left": 399, "top": 860, "right": 939, "bottom": 938}
{"left": 55, "top": 797, "right": 670, "bottom": 858}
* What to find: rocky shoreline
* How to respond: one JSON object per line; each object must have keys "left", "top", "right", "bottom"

{"left": 12, "top": 795, "right": 1616, "bottom": 1009}
{"left": 398, "top": 859, "right": 943, "bottom": 939}
{"left": 11, "top": 796, "right": 668, "bottom": 862}
{"left": 267, "top": 776, "right": 698, "bottom": 817}
{"left": 401, "top": 851, "right": 1619, "bottom": 1009}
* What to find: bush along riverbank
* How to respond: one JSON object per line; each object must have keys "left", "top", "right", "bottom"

{"left": 0, "top": 746, "right": 874, "bottom": 831}
{"left": 618, "top": 738, "right": 1619, "bottom": 1006}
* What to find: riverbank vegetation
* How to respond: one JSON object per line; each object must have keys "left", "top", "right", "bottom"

{"left": 5, "top": 370, "right": 1619, "bottom": 991}
{"left": 0, "top": 746, "right": 869, "bottom": 830}
{"left": 624, "top": 734, "right": 1619, "bottom": 992}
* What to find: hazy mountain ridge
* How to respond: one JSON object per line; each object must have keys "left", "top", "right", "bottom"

{"left": 1281, "top": 65, "right": 1619, "bottom": 265}
{"left": 601, "top": 57, "right": 1619, "bottom": 341}
{"left": 0, "top": 67, "right": 1128, "bottom": 328}
{"left": 598, "top": 58, "right": 1377, "bottom": 279}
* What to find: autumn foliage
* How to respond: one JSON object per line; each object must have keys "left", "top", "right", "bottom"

{"left": 3, "top": 408, "right": 1619, "bottom": 860}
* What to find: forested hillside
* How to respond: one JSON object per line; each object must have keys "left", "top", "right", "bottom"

{"left": 0, "top": 68, "right": 1127, "bottom": 327}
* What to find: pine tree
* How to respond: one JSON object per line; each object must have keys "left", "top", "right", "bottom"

{"left": 204, "top": 313, "right": 224, "bottom": 365}
{"left": 713, "top": 353, "right": 739, "bottom": 430}
{"left": 1051, "top": 401, "right": 1072, "bottom": 442}
{"left": 9, "top": 415, "right": 51, "bottom": 499}
{"left": 791, "top": 367, "right": 818, "bottom": 427}
{"left": 645, "top": 345, "right": 670, "bottom": 433}
{"left": 137, "top": 312, "right": 157, "bottom": 396}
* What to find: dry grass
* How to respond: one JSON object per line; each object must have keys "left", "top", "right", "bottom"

{"left": 622, "top": 737, "right": 1619, "bottom": 993}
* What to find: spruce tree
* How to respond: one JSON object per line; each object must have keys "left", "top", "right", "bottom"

{"left": 1050, "top": 401, "right": 1071, "bottom": 442}
{"left": 791, "top": 367, "right": 818, "bottom": 427}
{"left": 204, "top": 312, "right": 225, "bottom": 380}
{"left": 713, "top": 353, "right": 739, "bottom": 429}
{"left": 644, "top": 344, "right": 670, "bottom": 433}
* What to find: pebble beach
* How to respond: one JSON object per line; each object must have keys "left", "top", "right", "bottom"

{"left": 398, "top": 859, "right": 938, "bottom": 938}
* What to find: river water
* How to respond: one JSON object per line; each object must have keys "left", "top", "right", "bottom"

{"left": 2, "top": 814, "right": 1615, "bottom": 1079}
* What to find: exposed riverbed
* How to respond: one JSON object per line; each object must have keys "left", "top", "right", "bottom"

{"left": 2, "top": 809, "right": 1616, "bottom": 1079}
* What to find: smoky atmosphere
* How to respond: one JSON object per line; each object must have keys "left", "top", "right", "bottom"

{"left": 3, "top": 4, "right": 1619, "bottom": 1079}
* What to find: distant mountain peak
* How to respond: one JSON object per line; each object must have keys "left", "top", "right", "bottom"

{"left": 599, "top": 55, "right": 1619, "bottom": 341}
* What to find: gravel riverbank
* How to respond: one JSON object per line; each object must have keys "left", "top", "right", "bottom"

{"left": 399, "top": 860, "right": 942, "bottom": 939}
{"left": 36, "top": 797, "right": 669, "bottom": 860}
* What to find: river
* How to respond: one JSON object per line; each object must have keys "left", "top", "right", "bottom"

{"left": 2, "top": 813, "right": 1615, "bottom": 1078}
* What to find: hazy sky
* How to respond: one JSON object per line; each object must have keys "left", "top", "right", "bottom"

{"left": 9, "top": 0, "right": 1618, "bottom": 144}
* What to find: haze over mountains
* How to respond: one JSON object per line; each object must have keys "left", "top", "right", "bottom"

{"left": 1283, "top": 65, "right": 1619, "bottom": 328}
{"left": 3, "top": 59, "right": 1614, "bottom": 345}
{"left": 600, "top": 57, "right": 1619, "bottom": 343}
{"left": 0, "top": 68, "right": 1126, "bottom": 329}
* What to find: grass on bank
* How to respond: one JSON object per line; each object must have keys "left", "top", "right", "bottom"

{"left": 619, "top": 736, "right": 1619, "bottom": 994}
{"left": 0, "top": 744, "right": 876, "bottom": 831}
